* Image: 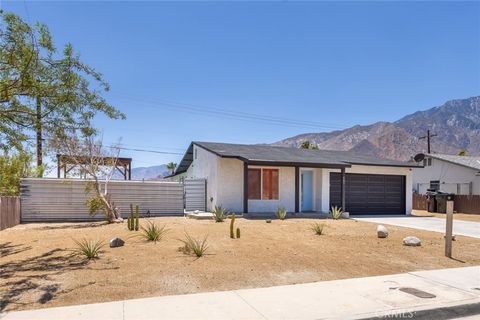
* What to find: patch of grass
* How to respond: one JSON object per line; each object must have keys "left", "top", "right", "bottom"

{"left": 330, "top": 206, "right": 343, "bottom": 220}
{"left": 276, "top": 207, "right": 287, "bottom": 220}
{"left": 310, "top": 222, "right": 325, "bottom": 235}
{"left": 212, "top": 206, "right": 227, "bottom": 222}
{"left": 179, "top": 232, "right": 209, "bottom": 257}
{"left": 138, "top": 221, "right": 168, "bottom": 243}
{"left": 72, "top": 239, "right": 103, "bottom": 260}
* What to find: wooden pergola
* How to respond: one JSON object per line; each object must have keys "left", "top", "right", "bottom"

{"left": 56, "top": 154, "right": 132, "bottom": 180}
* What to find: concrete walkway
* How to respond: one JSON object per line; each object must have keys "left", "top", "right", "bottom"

{"left": 353, "top": 215, "right": 480, "bottom": 238}
{"left": 2, "top": 266, "right": 479, "bottom": 320}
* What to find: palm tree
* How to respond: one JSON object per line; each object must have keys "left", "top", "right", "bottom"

{"left": 166, "top": 162, "right": 177, "bottom": 175}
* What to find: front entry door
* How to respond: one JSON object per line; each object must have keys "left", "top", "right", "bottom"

{"left": 301, "top": 171, "right": 313, "bottom": 212}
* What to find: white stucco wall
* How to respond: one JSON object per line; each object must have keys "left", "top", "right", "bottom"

{"left": 412, "top": 157, "right": 480, "bottom": 195}
{"left": 322, "top": 165, "right": 413, "bottom": 214}
{"left": 216, "top": 158, "right": 244, "bottom": 213}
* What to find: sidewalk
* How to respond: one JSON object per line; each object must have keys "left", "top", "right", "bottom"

{"left": 2, "top": 266, "right": 479, "bottom": 320}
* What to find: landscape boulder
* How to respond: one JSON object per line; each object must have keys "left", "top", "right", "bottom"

{"left": 377, "top": 225, "right": 389, "bottom": 238}
{"left": 403, "top": 236, "right": 421, "bottom": 246}
{"left": 110, "top": 237, "right": 125, "bottom": 248}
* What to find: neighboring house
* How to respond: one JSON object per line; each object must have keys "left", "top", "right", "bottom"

{"left": 412, "top": 153, "right": 480, "bottom": 195}
{"left": 169, "top": 141, "right": 419, "bottom": 215}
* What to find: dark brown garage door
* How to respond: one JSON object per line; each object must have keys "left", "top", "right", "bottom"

{"left": 330, "top": 173, "right": 406, "bottom": 215}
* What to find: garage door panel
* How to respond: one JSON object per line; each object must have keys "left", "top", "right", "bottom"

{"left": 330, "top": 173, "right": 405, "bottom": 215}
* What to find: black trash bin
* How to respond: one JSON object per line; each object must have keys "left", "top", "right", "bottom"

{"left": 426, "top": 190, "right": 437, "bottom": 212}
{"left": 435, "top": 192, "right": 455, "bottom": 214}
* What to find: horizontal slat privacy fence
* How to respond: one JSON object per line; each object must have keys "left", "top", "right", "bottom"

{"left": 0, "top": 197, "right": 21, "bottom": 230}
{"left": 412, "top": 193, "right": 480, "bottom": 215}
{"left": 21, "top": 178, "right": 184, "bottom": 222}
{"left": 184, "top": 179, "right": 206, "bottom": 212}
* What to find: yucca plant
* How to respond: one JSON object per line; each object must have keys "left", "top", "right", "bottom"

{"left": 72, "top": 239, "right": 103, "bottom": 260}
{"left": 212, "top": 205, "right": 227, "bottom": 222}
{"left": 330, "top": 206, "right": 343, "bottom": 220}
{"left": 138, "top": 221, "right": 168, "bottom": 243}
{"left": 179, "top": 232, "right": 209, "bottom": 257}
{"left": 310, "top": 222, "right": 325, "bottom": 235}
{"left": 276, "top": 207, "right": 287, "bottom": 220}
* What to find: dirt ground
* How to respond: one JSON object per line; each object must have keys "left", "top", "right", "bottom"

{"left": 412, "top": 210, "right": 480, "bottom": 222}
{"left": 1, "top": 217, "right": 480, "bottom": 312}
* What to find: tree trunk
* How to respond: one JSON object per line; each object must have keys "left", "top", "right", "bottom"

{"left": 36, "top": 96, "right": 43, "bottom": 177}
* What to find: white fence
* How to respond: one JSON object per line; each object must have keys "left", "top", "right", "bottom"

{"left": 20, "top": 178, "right": 184, "bottom": 222}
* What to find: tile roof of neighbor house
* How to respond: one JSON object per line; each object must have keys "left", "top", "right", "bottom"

{"left": 427, "top": 153, "right": 480, "bottom": 171}
{"left": 174, "top": 141, "right": 420, "bottom": 175}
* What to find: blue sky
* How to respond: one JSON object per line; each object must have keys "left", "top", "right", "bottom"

{"left": 3, "top": 1, "right": 479, "bottom": 168}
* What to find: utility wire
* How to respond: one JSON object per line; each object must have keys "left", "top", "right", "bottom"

{"left": 110, "top": 92, "right": 348, "bottom": 130}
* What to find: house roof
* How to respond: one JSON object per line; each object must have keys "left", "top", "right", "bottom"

{"left": 173, "top": 141, "right": 420, "bottom": 176}
{"left": 425, "top": 153, "right": 480, "bottom": 171}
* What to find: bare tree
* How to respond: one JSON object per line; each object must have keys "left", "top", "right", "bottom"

{"left": 50, "top": 134, "right": 123, "bottom": 223}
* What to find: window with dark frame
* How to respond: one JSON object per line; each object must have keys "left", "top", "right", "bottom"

{"left": 247, "top": 168, "right": 279, "bottom": 200}
{"left": 429, "top": 180, "right": 440, "bottom": 191}
{"left": 248, "top": 169, "right": 261, "bottom": 199}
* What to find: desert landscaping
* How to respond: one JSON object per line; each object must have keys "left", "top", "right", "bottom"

{"left": 1, "top": 216, "right": 479, "bottom": 312}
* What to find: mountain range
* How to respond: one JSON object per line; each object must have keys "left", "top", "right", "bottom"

{"left": 129, "top": 165, "right": 171, "bottom": 180}
{"left": 273, "top": 96, "right": 480, "bottom": 161}
{"left": 130, "top": 96, "right": 480, "bottom": 178}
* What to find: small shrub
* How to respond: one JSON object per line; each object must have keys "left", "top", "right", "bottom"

{"left": 230, "top": 213, "right": 236, "bottom": 238}
{"left": 236, "top": 227, "right": 241, "bottom": 238}
{"left": 138, "top": 221, "right": 168, "bottom": 243}
{"left": 330, "top": 206, "right": 343, "bottom": 220}
{"left": 179, "top": 232, "right": 209, "bottom": 257}
{"left": 213, "top": 205, "right": 227, "bottom": 222}
{"left": 276, "top": 207, "right": 287, "bottom": 220}
{"left": 310, "top": 222, "right": 325, "bottom": 235}
{"left": 72, "top": 239, "right": 103, "bottom": 260}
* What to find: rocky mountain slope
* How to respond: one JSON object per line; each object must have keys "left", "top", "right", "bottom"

{"left": 274, "top": 96, "right": 480, "bottom": 161}
{"left": 130, "top": 165, "right": 170, "bottom": 180}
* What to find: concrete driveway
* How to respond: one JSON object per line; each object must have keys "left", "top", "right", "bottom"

{"left": 353, "top": 215, "right": 480, "bottom": 238}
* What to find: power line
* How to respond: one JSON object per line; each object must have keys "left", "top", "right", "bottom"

{"left": 110, "top": 92, "right": 348, "bottom": 130}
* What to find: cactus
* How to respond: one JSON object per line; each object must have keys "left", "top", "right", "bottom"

{"left": 236, "top": 227, "right": 240, "bottom": 239}
{"left": 230, "top": 213, "right": 235, "bottom": 239}
{"left": 128, "top": 204, "right": 134, "bottom": 231}
{"left": 135, "top": 205, "right": 140, "bottom": 231}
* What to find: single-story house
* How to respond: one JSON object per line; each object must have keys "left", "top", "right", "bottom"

{"left": 412, "top": 153, "right": 480, "bottom": 195}
{"left": 170, "top": 141, "right": 420, "bottom": 215}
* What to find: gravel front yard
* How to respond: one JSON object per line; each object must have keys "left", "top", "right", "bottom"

{"left": 1, "top": 217, "right": 479, "bottom": 312}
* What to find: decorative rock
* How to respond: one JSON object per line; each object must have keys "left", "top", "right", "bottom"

{"left": 340, "top": 212, "right": 350, "bottom": 219}
{"left": 377, "top": 225, "right": 389, "bottom": 238}
{"left": 110, "top": 237, "right": 125, "bottom": 248}
{"left": 194, "top": 210, "right": 200, "bottom": 214}
{"left": 403, "top": 236, "right": 421, "bottom": 246}
{"left": 266, "top": 219, "right": 272, "bottom": 223}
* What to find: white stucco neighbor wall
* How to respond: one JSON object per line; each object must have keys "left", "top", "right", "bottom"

{"left": 322, "top": 165, "right": 413, "bottom": 214}
{"left": 412, "top": 158, "right": 480, "bottom": 195}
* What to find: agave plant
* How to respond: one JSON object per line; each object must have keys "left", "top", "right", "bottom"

{"left": 72, "top": 239, "right": 104, "bottom": 260}
{"left": 138, "top": 221, "right": 168, "bottom": 243}
{"left": 212, "top": 205, "right": 227, "bottom": 222}
{"left": 179, "top": 232, "right": 209, "bottom": 257}
{"left": 310, "top": 222, "right": 325, "bottom": 235}
{"left": 330, "top": 206, "right": 344, "bottom": 220}
{"left": 276, "top": 207, "right": 287, "bottom": 220}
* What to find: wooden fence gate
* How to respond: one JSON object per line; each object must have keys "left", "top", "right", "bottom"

{"left": 0, "top": 197, "right": 20, "bottom": 230}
